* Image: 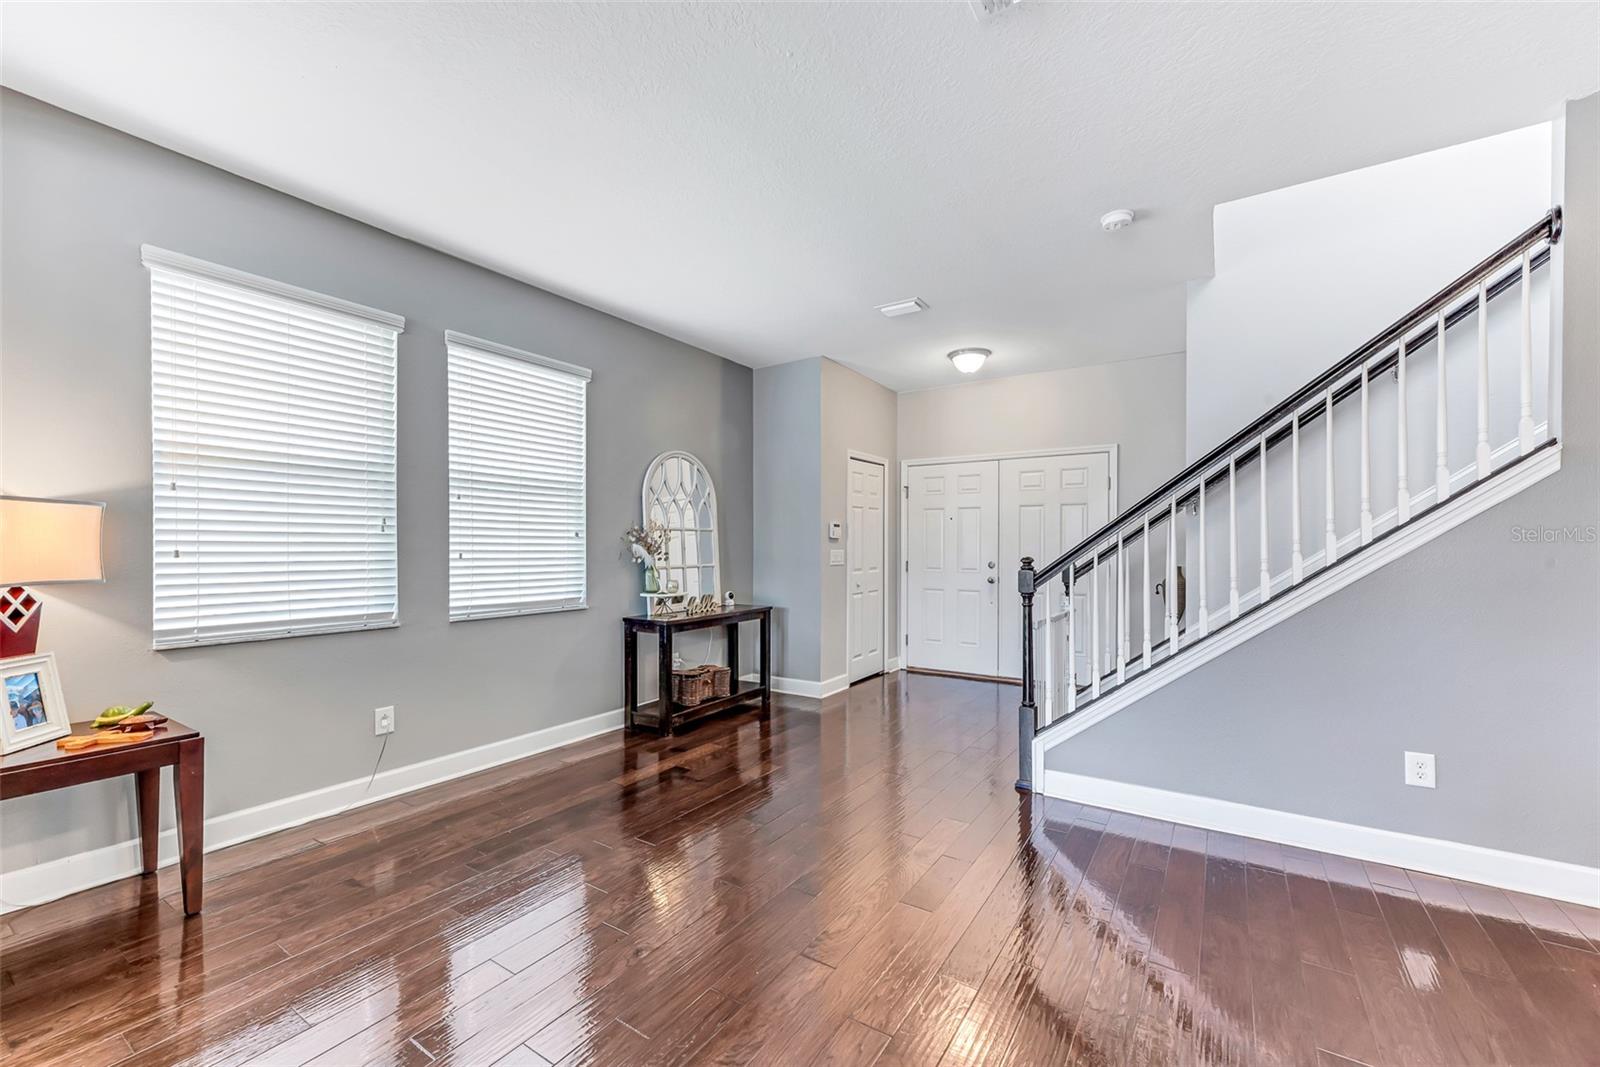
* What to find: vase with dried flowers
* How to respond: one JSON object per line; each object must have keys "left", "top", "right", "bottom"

{"left": 622, "top": 522, "right": 667, "bottom": 594}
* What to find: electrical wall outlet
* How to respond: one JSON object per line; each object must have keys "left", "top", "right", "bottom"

{"left": 375, "top": 705, "right": 395, "bottom": 736}
{"left": 1404, "top": 751, "right": 1435, "bottom": 788}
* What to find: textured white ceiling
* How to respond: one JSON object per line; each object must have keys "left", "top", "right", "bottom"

{"left": 3, "top": 2, "right": 1596, "bottom": 390}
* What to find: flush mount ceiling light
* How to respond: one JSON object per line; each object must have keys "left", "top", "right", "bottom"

{"left": 875, "top": 297, "right": 927, "bottom": 318}
{"left": 1100, "top": 208, "right": 1135, "bottom": 232}
{"left": 947, "top": 348, "right": 991, "bottom": 374}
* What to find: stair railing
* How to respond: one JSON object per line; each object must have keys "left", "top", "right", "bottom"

{"left": 1015, "top": 208, "right": 1562, "bottom": 790}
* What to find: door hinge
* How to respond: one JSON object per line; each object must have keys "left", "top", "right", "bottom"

{"left": 903, "top": 485, "right": 909, "bottom": 499}
{"left": 905, "top": 634, "right": 909, "bottom": 646}
{"left": 904, "top": 560, "right": 909, "bottom": 573}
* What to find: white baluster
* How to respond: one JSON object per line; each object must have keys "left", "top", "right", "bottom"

{"left": 1141, "top": 516, "right": 1152, "bottom": 668}
{"left": 1325, "top": 389, "right": 1338, "bottom": 567}
{"left": 1116, "top": 534, "right": 1127, "bottom": 686}
{"left": 1397, "top": 338, "right": 1410, "bottom": 524}
{"left": 1228, "top": 458, "right": 1240, "bottom": 620}
{"left": 1198, "top": 476, "right": 1210, "bottom": 635}
{"left": 1167, "top": 499, "right": 1179, "bottom": 648}
{"left": 1065, "top": 569, "right": 1076, "bottom": 715}
{"left": 1436, "top": 312, "right": 1450, "bottom": 503}
{"left": 1258, "top": 437, "right": 1271, "bottom": 603}
{"left": 1090, "top": 557, "right": 1101, "bottom": 700}
{"left": 1359, "top": 363, "right": 1373, "bottom": 544}
{"left": 1291, "top": 416, "right": 1304, "bottom": 584}
{"left": 1476, "top": 278, "right": 1491, "bottom": 479}
{"left": 1519, "top": 248, "right": 1536, "bottom": 455}
{"left": 1042, "top": 570, "right": 1053, "bottom": 723}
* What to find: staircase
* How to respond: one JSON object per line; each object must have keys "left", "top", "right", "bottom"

{"left": 1016, "top": 209, "right": 1564, "bottom": 791}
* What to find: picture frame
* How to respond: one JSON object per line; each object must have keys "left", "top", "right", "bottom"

{"left": 0, "top": 652, "right": 72, "bottom": 755}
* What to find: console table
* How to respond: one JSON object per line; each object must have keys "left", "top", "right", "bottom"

{"left": 624, "top": 604, "right": 772, "bottom": 735}
{"left": 0, "top": 719, "right": 205, "bottom": 915}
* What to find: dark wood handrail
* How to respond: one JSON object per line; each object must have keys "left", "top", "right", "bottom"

{"left": 1031, "top": 208, "right": 1561, "bottom": 587}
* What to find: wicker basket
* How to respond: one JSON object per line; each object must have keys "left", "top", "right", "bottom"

{"left": 671, "top": 664, "right": 732, "bottom": 705}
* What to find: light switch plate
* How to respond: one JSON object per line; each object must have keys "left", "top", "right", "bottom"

{"left": 829, "top": 548, "right": 845, "bottom": 566}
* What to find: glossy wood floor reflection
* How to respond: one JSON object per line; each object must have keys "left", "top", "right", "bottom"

{"left": 4, "top": 675, "right": 1599, "bottom": 1066}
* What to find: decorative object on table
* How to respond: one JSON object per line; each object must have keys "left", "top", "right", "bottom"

{"left": 685, "top": 594, "right": 720, "bottom": 616}
{"left": 0, "top": 652, "right": 72, "bottom": 754}
{"left": 641, "top": 451, "right": 721, "bottom": 603}
{"left": 0, "top": 495, "right": 105, "bottom": 658}
{"left": 622, "top": 522, "right": 668, "bottom": 595}
{"left": 93, "top": 701, "right": 154, "bottom": 728}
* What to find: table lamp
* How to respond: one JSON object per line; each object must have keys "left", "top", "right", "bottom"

{"left": 0, "top": 495, "right": 105, "bottom": 658}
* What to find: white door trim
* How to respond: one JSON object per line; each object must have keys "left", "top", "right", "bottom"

{"left": 898, "top": 445, "right": 1119, "bottom": 677}
{"left": 846, "top": 450, "right": 892, "bottom": 682}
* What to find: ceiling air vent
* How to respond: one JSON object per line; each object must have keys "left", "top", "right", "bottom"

{"left": 876, "top": 298, "right": 928, "bottom": 318}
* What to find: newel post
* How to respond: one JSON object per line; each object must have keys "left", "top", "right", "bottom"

{"left": 1016, "top": 556, "right": 1036, "bottom": 793}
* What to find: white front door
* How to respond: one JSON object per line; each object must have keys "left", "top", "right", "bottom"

{"left": 997, "top": 451, "right": 1112, "bottom": 688}
{"left": 906, "top": 460, "right": 999, "bottom": 676}
{"left": 847, "top": 457, "right": 886, "bottom": 682}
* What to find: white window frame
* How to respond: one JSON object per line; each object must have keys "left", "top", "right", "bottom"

{"left": 143, "top": 246, "right": 404, "bottom": 650}
{"left": 446, "top": 330, "right": 591, "bottom": 621}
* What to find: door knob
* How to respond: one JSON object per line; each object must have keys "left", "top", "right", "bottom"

{"left": 987, "top": 577, "right": 996, "bottom": 585}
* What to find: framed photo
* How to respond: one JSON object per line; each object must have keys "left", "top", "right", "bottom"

{"left": 0, "top": 652, "right": 72, "bottom": 755}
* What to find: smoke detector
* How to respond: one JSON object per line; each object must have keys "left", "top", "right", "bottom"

{"left": 1100, "top": 209, "right": 1135, "bottom": 232}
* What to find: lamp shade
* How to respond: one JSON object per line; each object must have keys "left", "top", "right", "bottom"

{"left": 0, "top": 496, "right": 105, "bottom": 585}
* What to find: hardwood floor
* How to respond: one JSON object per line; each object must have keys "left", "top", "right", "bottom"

{"left": 3, "top": 673, "right": 1598, "bottom": 1066}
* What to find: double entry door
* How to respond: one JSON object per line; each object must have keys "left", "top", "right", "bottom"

{"left": 905, "top": 451, "right": 1112, "bottom": 680}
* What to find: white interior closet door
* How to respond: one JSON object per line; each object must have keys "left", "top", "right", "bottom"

{"left": 997, "top": 451, "right": 1112, "bottom": 681}
{"left": 847, "top": 457, "right": 886, "bottom": 682}
{"left": 905, "top": 461, "right": 999, "bottom": 676}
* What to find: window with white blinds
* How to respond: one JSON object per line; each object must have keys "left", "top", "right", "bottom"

{"left": 144, "top": 246, "right": 403, "bottom": 649}
{"left": 446, "top": 331, "right": 589, "bottom": 621}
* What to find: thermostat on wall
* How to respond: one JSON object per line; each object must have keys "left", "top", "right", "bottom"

{"left": 828, "top": 522, "right": 842, "bottom": 540}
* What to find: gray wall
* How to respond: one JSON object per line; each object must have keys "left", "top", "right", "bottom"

{"left": 752, "top": 359, "right": 823, "bottom": 680}
{"left": 0, "top": 91, "right": 754, "bottom": 871}
{"left": 819, "top": 359, "right": 898, "bottom": 682}
{"left": 1049, "top": 95, "right": 1600, "bottom": 868}
{"left": 897, "top": 353, "right": 1187, "bottom": 505}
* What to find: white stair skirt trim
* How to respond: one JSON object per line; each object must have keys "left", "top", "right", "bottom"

{"left": 1042, "top": 770, "right": 1600, "bottom": 907}
{"left": 1034, "top": 443, "right": 1561, "bottom": 754}
{"left": 0, "top": 707, "right": 623, "bottom": 914}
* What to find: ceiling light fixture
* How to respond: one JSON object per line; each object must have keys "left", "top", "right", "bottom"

{"left": 1100, "top": 209, "right": 1135, "bottom": 232}
{"left": 876, "top": 298, "right": 928, "bottom": 318}
{"left": 947, "top": 348, "right": 990, "bottom": 374}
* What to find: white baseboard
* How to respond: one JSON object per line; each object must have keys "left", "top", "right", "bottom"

{"left": 1035, "top": 443, "right": 1562, "bottom": 751}
{"left": 1042, "top": 770, "right": 1600, "bottom": 907}
{"left": 886, "top": 657, "right": 902, "bottom": 673}
{"left": 766, "top": 673, "right": 850, "bottom": 699}
{"left": 0, "top": 707, "right": 624, "bottom": 914}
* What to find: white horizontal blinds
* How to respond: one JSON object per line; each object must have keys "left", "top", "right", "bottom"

{"left": 146, "top": 249, "right": 401, "bottom": 649}
{"left": 447, "top": 332, "right": 589, "bottom": 620}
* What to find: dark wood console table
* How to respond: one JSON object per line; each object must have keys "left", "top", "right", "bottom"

{"left": 624, "top": 604, "right": 772, "bottom": 735}
{"left": 0, "top": 719, "right": 205, "bottom": 915}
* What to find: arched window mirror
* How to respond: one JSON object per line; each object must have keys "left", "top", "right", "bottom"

{"left": 642, "top": 451, "right": 721, "bottom": 600}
